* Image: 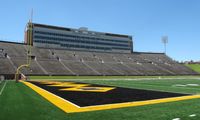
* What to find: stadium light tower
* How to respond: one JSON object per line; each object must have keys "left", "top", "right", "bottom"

{"left": 162, "top": 36, "right": 168, "bottom": 54}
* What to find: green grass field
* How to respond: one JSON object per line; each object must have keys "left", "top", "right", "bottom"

{"left": 185, "top": 64, "right": 200, "bottom": 73}
{"left": 1, "top": 77, "right": 200, "bottom": 120}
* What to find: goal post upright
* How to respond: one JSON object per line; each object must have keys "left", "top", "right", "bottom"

{"left": 15, "top": 11, "right": 33, "bottom": 82}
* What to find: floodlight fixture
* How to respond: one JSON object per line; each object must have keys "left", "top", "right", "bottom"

{"left": 162, "top": 36, "right": 168, "bottom": 54}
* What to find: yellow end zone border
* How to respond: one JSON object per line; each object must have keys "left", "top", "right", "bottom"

{"left": 22, "top": 81, "right": 200, "bottom": 113}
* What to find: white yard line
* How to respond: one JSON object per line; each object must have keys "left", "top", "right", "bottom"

{"left": 172, "top": 118, "right": 180, "bottom": 120}
{"left": 0, "top": 81, "right": 7, "bottom": 96}
{"left": 189, "top": 114, "right": 196, "bottom": 117}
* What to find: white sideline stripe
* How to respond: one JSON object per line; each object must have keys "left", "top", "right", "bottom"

{"left": 0, "top": 79, "right": 4, "bottom": 84}
{"left": 189, "top": 114, "right": 196, "bottom": 117}
{"left": 0, "top": 81, "right": 7, "bottom": 96}
{"left": 172, "top": 118, "right": 180, "bottom": 120}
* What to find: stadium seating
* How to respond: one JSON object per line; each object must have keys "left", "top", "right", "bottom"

{"left": 0, "top": 41, "right": 198, "bottom": 77}
{"left": 10, "top": 58, "right": 46, "bottom": 75}
{"left": 0, "top": 58, "right": 15, "bottom": 74}
{"left": 37, "top": 60, "right": 72, "bottom": 75}
{"left": 0, "top": 42, "right": 27, "bottom": 57}
{"left": 61, "top": 61, "right": 100, "bottom": 75}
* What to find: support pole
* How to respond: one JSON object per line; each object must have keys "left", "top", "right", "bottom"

{"left": 15, "top": 64, "right": 29, "bottom": 82}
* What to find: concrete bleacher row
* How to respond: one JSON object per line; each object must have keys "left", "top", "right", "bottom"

{"left": 0, "top": 41, "right": 198, "bottom": 76}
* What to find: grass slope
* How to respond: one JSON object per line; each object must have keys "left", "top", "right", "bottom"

{"left": 185, "top": 64, "right": 200, "bottom": 73}
{"left": 1, "top": 79, "right": 200, "bottom": 120}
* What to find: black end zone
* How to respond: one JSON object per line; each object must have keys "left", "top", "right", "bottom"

{"left": 29, "top": 81, "right": 190, "bottom": 107}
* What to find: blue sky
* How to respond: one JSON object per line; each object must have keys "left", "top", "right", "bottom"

{"left": 0, "top": 0, "right": 199, "bottom": 61}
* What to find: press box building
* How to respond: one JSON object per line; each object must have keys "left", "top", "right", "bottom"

{"left": 25, "top": 23, "right": 133, "bottom": 53}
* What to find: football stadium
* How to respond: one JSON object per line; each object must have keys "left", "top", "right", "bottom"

{"left": 0, "top": 19, "right": 200, "bottom": 120}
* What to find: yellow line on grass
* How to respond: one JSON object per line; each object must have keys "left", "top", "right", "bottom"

{"left": 22, "top": 81, "right": 79, "bottom": 112}
{"left": 22, "top": 81, "right": 200, "bottom": 113}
